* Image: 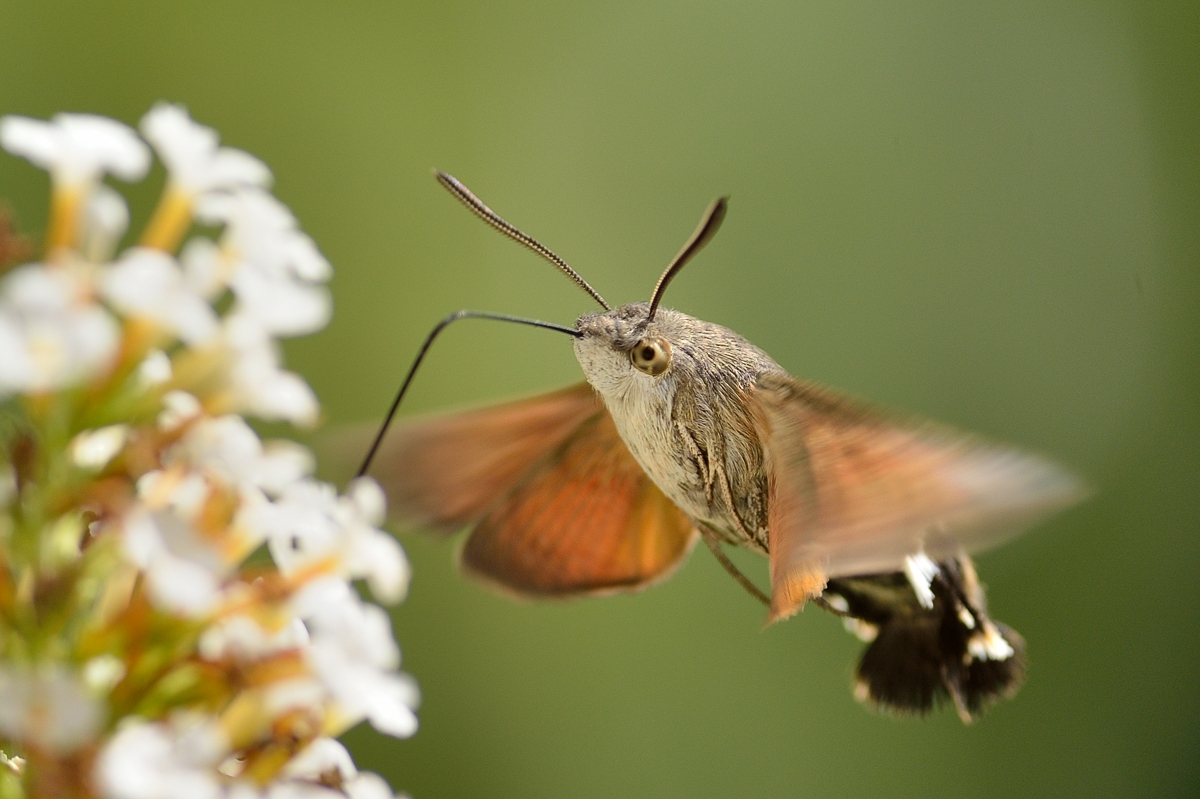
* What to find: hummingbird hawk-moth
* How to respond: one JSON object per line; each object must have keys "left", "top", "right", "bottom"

{"left": 356, "top": 172, "right": 1084, "bottom": 723}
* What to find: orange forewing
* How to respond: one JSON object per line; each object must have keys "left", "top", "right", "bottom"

{"left": 368, "top": 383, "right": 602, "bottom": 533}
{"left": 750, "top": 373, "right": 1084, "bottom": 622}
{"left": 461, "top": 409, "right": 698, "bottom": 596}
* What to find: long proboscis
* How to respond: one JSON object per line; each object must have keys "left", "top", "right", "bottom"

{"left": 647, "top": 196, "right": 729, "bottom": 321}
{"left": 435, "top": 170, "right": 612, "bottom": 311}
{"left": 355, "top": 310, "right": 581, "bottom": 479}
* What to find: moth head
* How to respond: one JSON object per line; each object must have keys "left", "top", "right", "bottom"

{"left": 573, "top": 196, "right": 728, "bottom": 397}
{"left": 573, "top": 303, "right": 687, "bottom": 396}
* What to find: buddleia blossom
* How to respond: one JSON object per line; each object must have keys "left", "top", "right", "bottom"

{"left": 0, "top": 106, "right": 413, "bottom": 799}
{"left": 0, "top": 261, "right": 119, "bottom": 392}
{"left": 0, "top": 113, "right": 148, "bottom": 254}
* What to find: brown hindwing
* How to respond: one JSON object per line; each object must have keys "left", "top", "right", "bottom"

{"left": 461, "top": 410, "right": 698, "bottom": 596}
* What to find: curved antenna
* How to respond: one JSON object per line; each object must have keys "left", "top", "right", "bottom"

{"left": 435, "top": 170, "right": 611, "bottom": 311}
{"left": 646, "top": 196, "right": 728, "bottom": 321}
{"left": 356, "top": 309, "right": 581, "bottom": 479}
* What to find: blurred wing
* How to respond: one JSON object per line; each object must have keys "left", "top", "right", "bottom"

{"left": 750, "top": 373, "right": 1085, "bottom": 622}
{"left": 461, "top": 409, "right": 698, "bottom": 597}
{"left": 367, "top": 383, "right": 603, "bottom": 533}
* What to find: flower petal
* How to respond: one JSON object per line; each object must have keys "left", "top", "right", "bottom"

{"left": 0, "top": 113, "right": 149, "bottom": 185}
{"left": 100, "top": 248, "right": 219, "bottom": 345}
{"left": 140, "top": 104, "right": 270, "bottom": 195}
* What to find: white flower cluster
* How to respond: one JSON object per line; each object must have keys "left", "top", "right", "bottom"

{"left": 0, "top": 106, "right": 326, "bottom": 422}
{"left": 98, "top": 720, "right": 397, "bottom": 799}
{"left": 0, "top": 107, "right": 414, "bottom": 799}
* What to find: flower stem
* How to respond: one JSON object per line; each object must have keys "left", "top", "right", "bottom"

{"left": 138, "top": 185, "right": 193, "bottom": 253}
{"left": 43, "top": 187, "right": 81, "bottom": 256}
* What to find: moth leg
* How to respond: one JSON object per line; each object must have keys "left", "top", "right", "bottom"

{"left": 698, "top": 524, "right": 770, "bottom": 607}
{"left": 713, "top": 458, "right": 765, "bottom": 551}
{"left": 811, "top": 594, "right": 855, "bottom": 618}
{"left": 675, "top": 420, "right": 714, "bottom": 503}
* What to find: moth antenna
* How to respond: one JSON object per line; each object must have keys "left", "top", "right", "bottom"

{"left": 356, "top": 310, "right": 581, "bottom": 479}
{"left": 435, "top": 170, "right": 611, "bottom": 311}
{"left": 647, "top": 196, "right": 728, "bottom": 321}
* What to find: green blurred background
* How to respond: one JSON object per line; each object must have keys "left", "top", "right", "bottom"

{"left": 2, "top": 1, "right": 1197, "bottom": 796}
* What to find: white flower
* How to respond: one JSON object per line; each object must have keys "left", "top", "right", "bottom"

{"left": 294, "top": 578, "right": 399, "bottom": 671}
{"left": 222, "top": 313, "right": 320, "bottom": 426}
{"left": 198, "top": 616, "right": 309, "bottom": 662}
{"left": 0, "top": 666, "right": 104, "bottom": 753}
{"left": 0, "top": 263, "right": 118, "bottom": 394}
{"left": 195, "top": 189, "right": 331, "bottom": 337}
{"left": 0, "top": 113, "right": 149, "bottom": 186}
{"left": 346, "top": 478, "right": 386, "bottom": 530}
{"left": 70, "top": 423, "right": 129, "bottom": 470}
{"left": 261, "top": 477, "right": 409, "bottom": 604}
{"left": 342, "top": 774, "right": 401, "bottom": 799}
{"left": 140, "top": 104, "right": 270, "bottom": 196}
{"left": 272, "top": 738, "right": 401, "bottom": 799}
{"left": 158, "top": 390, "right": 203, "bottom": 431}
{"left": 180, "top": 236, "right": 228, "bottom": 299}
{"left": 258, "top": 441, "right": 318, "bottom": 494}
{"left": 173, "top": 415, "right": 313, "bottom": 496}
{"left": 138, "top": 349, "right": 173, "bottom": 386}
{"left": 0, "top": 751, "right": 25, "bottom": 776}
{"left": 260, "top": 677, "right": 327, "bottom": 721}
{"left": 196, "top": 189, "right": 331, "bottom": 283}
{"left": 96, "top": 716, "right": 227, "bottom": 799}
{"left": 259, "top": 481, "right": 341, "bottom": 573}
{"left": 122, "top": 416, "right": 315, "bottom": 615}
{"left": 340, "top": 479, "right": 409, "bottom": 604}
{"left": 230, "top": 261, "right": 331, "bottom": 338}
{"left": 82, "top": 654, "right": 127, "bottom": 694}
{"left": 123, "top": 461, "right": 268, "bottom": 616}
{"left": 292, "top": 578, "right": 419, "bottom": 739}
{"left": 122, "top": 504, "right": 225, "bottom": 616}
{"left": 279, "top": 737, "right": 356, "bottom": 784}
{"left": 100, "top": 247, "right": 219, "bottom": 345}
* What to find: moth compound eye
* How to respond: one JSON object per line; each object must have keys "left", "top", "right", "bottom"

{"left": 630, "top": 337, "right": 671, "bottom": 376}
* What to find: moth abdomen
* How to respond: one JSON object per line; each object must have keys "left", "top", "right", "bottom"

{"left": 827, "top": 556, "right": 1027, "bottom": 723}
